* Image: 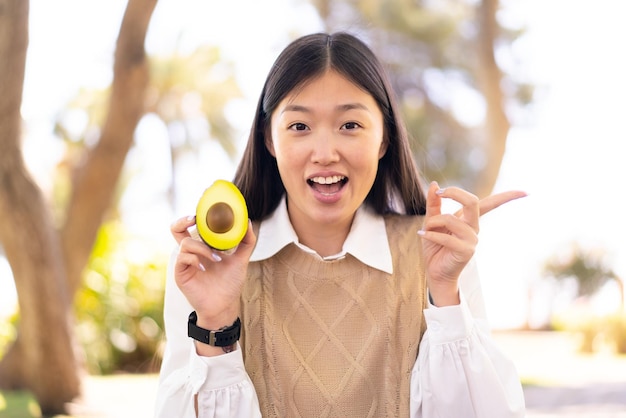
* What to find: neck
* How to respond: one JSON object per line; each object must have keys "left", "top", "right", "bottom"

{"left": 299, "top": 227, "right": 350, "bottom": 257}
{"left": 288, "top": 212, "right": 353, "bottom": 258}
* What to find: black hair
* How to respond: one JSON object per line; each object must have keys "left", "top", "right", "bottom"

{"left": 233, "top": 32, "right": 426, "bottom": 220}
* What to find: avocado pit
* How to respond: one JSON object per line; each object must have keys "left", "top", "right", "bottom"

{"left": 206, "top": 202, "right": 234, "bottom": 233}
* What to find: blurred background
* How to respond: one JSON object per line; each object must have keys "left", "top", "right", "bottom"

{"left": 1, "top": 0, "right": 625, "bottom": 416}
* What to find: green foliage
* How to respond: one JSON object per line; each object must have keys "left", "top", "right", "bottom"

{"left": 149, "top": 45, "right": 243, "bottom": 158}
{"left": 0, "top": 312, "right": 17, "bottom": 361}
{"left": 543, "top": 243, "right": 625, "bottom": 354}
{"left": 551, "top": 313, "right": 597, "bottom": 353}
{"left": 552, "top": 311, "right": 626, "bottom": 355}
{"left": 0, "top": 218, "right": 168, "bottom": 377}
{"left": 0, "top": 390, "right": 41, "bottom": 418}
{"left": 544, "top": 244, "right": 618, "bottom": 297}
{"left": 74, "top": 221, "right": 167, "bottom": 375}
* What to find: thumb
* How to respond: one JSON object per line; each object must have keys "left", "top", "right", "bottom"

{"left": 235, "top": 219, "right": 257, "bottom": 259}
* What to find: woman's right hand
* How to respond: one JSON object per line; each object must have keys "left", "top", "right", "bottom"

{"left": 170, "top": 215, "right": 257, "bottom": 332}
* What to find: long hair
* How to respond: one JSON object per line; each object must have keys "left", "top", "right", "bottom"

{"left": 233, "top": 32, "right": 427, "bottom": 220}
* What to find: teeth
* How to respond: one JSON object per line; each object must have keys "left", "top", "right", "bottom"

{"left": 311, "top": 175, "right": 345, "bottom": 185}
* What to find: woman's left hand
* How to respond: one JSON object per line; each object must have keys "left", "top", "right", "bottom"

{"left": 418, "top": 181, "right": 526, "bottom": 306}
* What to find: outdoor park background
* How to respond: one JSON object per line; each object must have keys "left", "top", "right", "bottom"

{"left": 1, "top": 0, "right": 626, "bottom": 416}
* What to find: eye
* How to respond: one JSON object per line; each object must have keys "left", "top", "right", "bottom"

{"left": 341, "top": 121, "right": 361, "bottom": 130}
{"left": 288, "top": 122, "right": 309, "bottom": 131}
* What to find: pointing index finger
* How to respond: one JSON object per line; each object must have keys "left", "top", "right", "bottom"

{"left": 477, "top": 190, "right": 527, "bottom": 217}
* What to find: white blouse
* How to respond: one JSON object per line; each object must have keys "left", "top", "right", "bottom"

{"left": 155, "top": 200, "right": 526, "bottom": 417}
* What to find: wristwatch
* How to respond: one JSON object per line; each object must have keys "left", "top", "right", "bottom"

{"left": 187, "top": 311, "right": 241, "bottom": 347}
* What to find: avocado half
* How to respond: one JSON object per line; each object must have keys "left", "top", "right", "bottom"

{"left": 195, "top": 180, "right": 248, "bottom": 251}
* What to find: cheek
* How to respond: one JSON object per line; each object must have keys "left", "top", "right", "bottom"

{"left": 270, "top": 130, "right": 306, "bottom": 165}
{"left": 272, "top": 140, "right": 296, "bottom": 164}
{"left": 354, "top": 147, "right": 384, "bottom": 186}
{"left": 270, "top": 124, "right": 294, "bottom": 159}
{"left": 353, "top": 141, "right": 384, "bottom": 168}
{"left": 363, "top": 155, "right": 382, "bottom": 180}
{"left": 272, "top": 142, "right": 303, "bottom": 179}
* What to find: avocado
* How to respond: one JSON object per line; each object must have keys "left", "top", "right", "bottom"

{"left": 195, "top": 180, "right": 248, "bottom": 251}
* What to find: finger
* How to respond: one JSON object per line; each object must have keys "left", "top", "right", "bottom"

{"left": 422, "top": 214, "right": 479, "bottom": 246}
{"left": 179, "top": 236, "right": 223, "bottom": 264}
{"left": 236, "top": 219, "right": 257, "bottom": 257}
{"left": 418, "top": 230, "right": 476, "bottom": 258}
{"left": 174, "top": 250, "right": 205, "bottom": 283}
{"left": 418, "top": 225, "right": 477, "bottom": 260}
{"left": 437, "top": 186, "right": 480, "bottom": 232}
{"left": 424, "top": 181, "right": 442, "bottom": 221}
{"left": 477, "top": 190, "right": 527, "bottom": 217}
{"left": 171, "top": 215, "right": 197, "bottom": 244}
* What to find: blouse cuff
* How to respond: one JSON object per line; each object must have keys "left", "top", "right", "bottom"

{"left": 424, "top": 293, "right": 475, "bottom": 345}
{"left": 187, "top": 342, "right": 249, "bottom": 393}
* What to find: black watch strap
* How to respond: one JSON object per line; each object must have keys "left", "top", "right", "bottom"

{"left": 187, "top": 311, "right": 241, "bottom": 347}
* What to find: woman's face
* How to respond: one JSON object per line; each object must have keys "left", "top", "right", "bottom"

{"left": 268, "top": 69, "right": 387, "bottom": 231}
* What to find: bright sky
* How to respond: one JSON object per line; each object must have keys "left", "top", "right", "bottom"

{"left": 2, "top": 0, "right": 625, "bottom": 329}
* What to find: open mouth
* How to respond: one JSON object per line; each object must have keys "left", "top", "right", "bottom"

{"left": 307, "top": 175, "right": 348, "bottom": 195}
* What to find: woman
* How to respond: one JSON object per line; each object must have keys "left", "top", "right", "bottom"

{"left": 156, "top": 32, "right": 526, "bottom": 417}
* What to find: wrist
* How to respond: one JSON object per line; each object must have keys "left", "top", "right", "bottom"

{"left": 428, "top": 284, "right": 460, "bottom": 307}
{"left": 195, "top": 340, "right": 237, "bottom": 357}
{"left": 188, "top": 312, "right": 241, "bottom": 356}
{"left": 195, "top": 305, "right": 240, "bottom": 331}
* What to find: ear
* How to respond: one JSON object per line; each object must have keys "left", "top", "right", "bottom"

{"left": 378, "top": 137, "right": 388, "bottom": 159}
{"left": 265, "top": 130, "right": 276, "bottom": 157}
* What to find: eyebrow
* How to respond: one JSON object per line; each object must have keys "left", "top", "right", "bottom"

{"left": 281, "top": 103, "right": 370, "bottom": 114}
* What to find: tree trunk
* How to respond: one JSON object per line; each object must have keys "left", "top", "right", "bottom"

{"left": 475, "top": 0, "right": 509, "bottom": 198}
{"left": 61, "top": 0, "right": 157, "bottom": 295}
{"left": 0, "top": 0, "right": 81, "bottom": 414}
{"left": 0, "top": 0, "right": 157, "bottom": 414}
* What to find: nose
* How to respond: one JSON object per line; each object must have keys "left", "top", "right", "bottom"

{"left": 311, "top": 132, "right": 340, "bottom": 165}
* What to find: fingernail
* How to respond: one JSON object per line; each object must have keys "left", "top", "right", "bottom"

{"left": 187, "top": 215, "right": 196, "bottom": 222}
{"left": 417, "top": 229, "right": 425, "bottom": 236}
{"left": 435, "top": 188, "right": 446, "bottom": 195}
{"left": 198, "top": 263, "right": 206, "bottom": 272}
{"left": 212, "top": 253, "right": 222, "bottom": 262}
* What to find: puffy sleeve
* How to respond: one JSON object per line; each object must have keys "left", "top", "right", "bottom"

{"left": 154, "top": 249, "right": 261, "bottom": 418}
{"left": 410, "top": 260, "right": 526, "bottom": 417}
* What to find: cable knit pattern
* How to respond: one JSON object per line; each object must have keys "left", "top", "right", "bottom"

{"left": 240, "top": 215, "right": 426, "bottom": 417}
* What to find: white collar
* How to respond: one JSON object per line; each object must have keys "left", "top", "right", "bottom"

{"left": 250, "top": 197, "right": 393, "bottom": 274}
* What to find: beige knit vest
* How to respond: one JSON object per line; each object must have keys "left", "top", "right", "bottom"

{"left": 240, "top": 215, "right": 427, "bottom": 417}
